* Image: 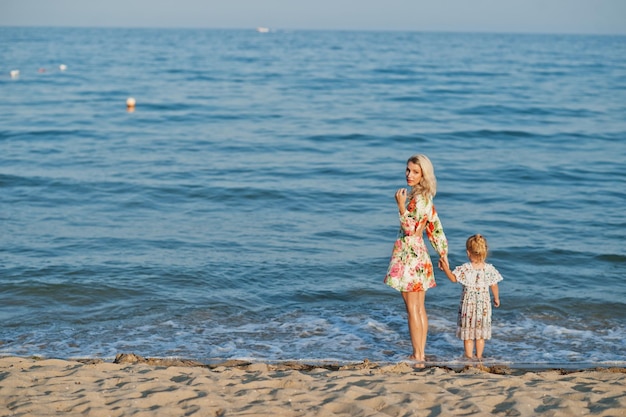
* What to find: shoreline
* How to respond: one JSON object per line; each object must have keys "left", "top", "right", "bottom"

{"left": 1, "top": 354, "right": 624, "bottom": 416}
{"left": 8, "top": 352, "right": 625, "bottom": 373}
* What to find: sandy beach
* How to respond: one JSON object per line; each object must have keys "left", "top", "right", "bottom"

{"left": 1, "top": 354, "right": 624, "bottom": 416}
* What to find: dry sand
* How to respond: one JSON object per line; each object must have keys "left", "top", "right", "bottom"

{"left": 1, "top": 354, "right": 624, "bottom": 416}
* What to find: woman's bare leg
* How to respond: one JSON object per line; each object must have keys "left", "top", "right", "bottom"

{"left": 402, "top": 291, "right": 428, "bottom": 361}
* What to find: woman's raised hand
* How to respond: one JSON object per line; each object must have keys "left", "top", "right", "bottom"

{"left": 395, "top": 188, "right": 407, "bottom": 213}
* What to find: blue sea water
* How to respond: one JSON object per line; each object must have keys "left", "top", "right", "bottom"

{"left": 1, "top": 27, "right": 625, "bottom": 367}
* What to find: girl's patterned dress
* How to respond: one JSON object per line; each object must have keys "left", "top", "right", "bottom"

{"left": 384, "top": 194, "right": 448, "bottom": 292}
{"left": 453, "top": 263, "right": 503, "bottom": 340}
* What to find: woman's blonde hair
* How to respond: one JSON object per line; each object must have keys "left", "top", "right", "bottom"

{"left": 466, "top": 234, "right": 488, "bottom": 262}
{"left": 407, "top": 154, "right": 437, "bottom": 199}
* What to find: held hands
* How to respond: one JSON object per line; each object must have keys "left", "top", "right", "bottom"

{"left": 438, "top": 257, "right": 450, "bottom": 272}
{"left": 438, "top": 256, "right": 458, "bottom": 283}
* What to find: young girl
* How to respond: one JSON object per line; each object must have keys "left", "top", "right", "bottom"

{"left": 384, "top": 154, "right": 448, "bottom": 362}
{"left": 440, "top": 234, "right": 502, "bottom": 360}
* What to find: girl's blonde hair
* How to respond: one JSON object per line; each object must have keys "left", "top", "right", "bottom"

{"left": 466, "top": 234, "right": 488, "bottom": 262}
{"left": 407, "top": 154, "right": 437, "bottom": 199}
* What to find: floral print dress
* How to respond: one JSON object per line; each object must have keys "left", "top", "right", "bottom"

{"left": 384, "top": 194, "right": 448, "bottom": 292}
{"left": 452, "top": 263, "right": 503, "bottom": 340}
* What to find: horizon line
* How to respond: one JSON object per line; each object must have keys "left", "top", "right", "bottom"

{"left": 1, "top": 24, "right": 625, "bottom": 37}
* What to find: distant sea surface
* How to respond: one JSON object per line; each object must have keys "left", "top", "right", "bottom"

{"left": 1, "top": 27, "right": 625, "bottom": 367}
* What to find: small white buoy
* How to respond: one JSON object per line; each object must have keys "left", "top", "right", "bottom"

{"left": 59, "top": 64, "right": 67, "bottom": 71}
{"left": 10, "top": 70, "right": 20, "bottom": 78}
{"left": 126, "top": 97, "right": 136, "bottom": 112}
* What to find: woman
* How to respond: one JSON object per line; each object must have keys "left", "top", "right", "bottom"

{"left": 384, "top": 154, "right": 448, "bottom": 361}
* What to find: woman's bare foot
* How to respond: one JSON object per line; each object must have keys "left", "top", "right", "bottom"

{"left": 407, "top": 355, "right": 425, "bottom": 368}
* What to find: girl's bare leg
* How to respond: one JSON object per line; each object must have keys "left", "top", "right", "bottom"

{"left": 464, "top": 339, "right": 475, "bottom": 359}
{"left": 476, "top": 339, "right": 485, "bottom": 360}
{"left": 402, "top": 291, "right": 428, "bottom": 361}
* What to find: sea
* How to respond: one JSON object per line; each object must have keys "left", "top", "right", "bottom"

{"left": 1, "top": 27, "right": 625, "bottom": 368}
